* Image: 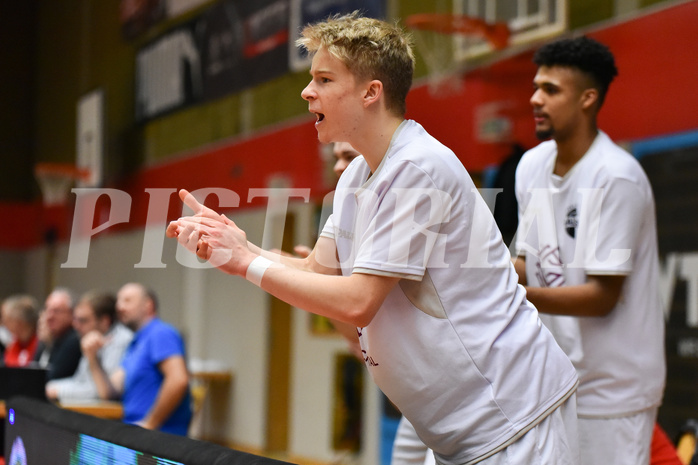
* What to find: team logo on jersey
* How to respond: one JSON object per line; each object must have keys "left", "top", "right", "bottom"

{"left": 337, "top": 228, "right": 354, "bottom": 240}
{"left": 565, "top": 207, "right": 578, "bottom": 238}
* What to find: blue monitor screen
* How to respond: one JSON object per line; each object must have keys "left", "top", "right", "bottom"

{"left": 5, "top": 408, "right": 184, "bottom": 465}
{"left": 4, "top": 396, "right": 294, "bottom": 465}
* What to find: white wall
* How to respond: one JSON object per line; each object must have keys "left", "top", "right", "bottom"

{"left": 8, "top": 200, "right": 382, "bottom": 464}
{"left": 290, "top": 307, "right": 383, "bottom": 464}
{"left": 0, "top": 250, "right": 28, "bottom": 297}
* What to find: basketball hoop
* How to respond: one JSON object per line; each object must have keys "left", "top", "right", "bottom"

{"left": 405, "top": 13, "right": 510, "bottom": 50}
{"left": 405, "top": 13, "right": 510, "bottom": 96}
{"left": 34, "top": 162, "right": 90, "bottom": 207}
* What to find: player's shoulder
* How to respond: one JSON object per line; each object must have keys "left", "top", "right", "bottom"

{"left": 392, "top": 120, "right": 454, "bottom": 159}
{"left": 522, "top": 139, "right": 556, "bottom": 161}
{"left": 517, "top": 140, "right": 556, "bottom": 177}
{"left": 592, "top": 132, "right": 648, "bottom": 183}
{"left": 336, "top": 154, "right": 369, "bottom": 189}
{"left": 388, "top": 120, "right": 465, "bottom": 177}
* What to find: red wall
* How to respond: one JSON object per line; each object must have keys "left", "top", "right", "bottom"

{"left": 5, "top": 0, "right": 698, "bottom": 249}
{"left": 117, "top": 121, "right": 329, "bottom": 231}
{"left": 407, "top": 0, "right": 698, "bottom": 172}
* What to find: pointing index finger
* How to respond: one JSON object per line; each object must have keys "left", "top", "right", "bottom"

{"left": 179, "top": 189, "right": 203, "bottom": 214}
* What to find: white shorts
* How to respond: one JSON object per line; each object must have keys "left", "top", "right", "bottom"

{"left": 474, "top": 394, "right": 579, "bottom": 465}
{"left": 578, "top": 408, "right": 657, "bottom": 465}
{"left": 392, "top": 394, "right": 579, "bottom": 465}
{"left": 392, "top": 416, "right": 435, "bottom": 465}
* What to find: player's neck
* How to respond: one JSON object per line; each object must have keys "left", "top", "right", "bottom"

{"left": 554, "top": 126, "right": 598, "bottom": 177}
{"left": 352, "top": 114, "right": 404, "bottom": 174}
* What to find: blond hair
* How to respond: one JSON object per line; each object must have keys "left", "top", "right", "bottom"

{"left": 297, "top": 12, "right": 415, "bottom": 116}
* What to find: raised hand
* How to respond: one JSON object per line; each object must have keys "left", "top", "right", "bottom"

{"left": 81, "top": 330, "right": 106, "bottom": 361}
{"left": 165, "top": 189, "right": 229, "bottom": 238}
{"left": 167, "top": 189, "right": 256, "bottom": 276}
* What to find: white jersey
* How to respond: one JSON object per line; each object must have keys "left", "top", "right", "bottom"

{"left": 515, "top": 131, "right": 666, "bottom": 417}
{"left": 322, "top": 120, "right": 578, "bottom": 465}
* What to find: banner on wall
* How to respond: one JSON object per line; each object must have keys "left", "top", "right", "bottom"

{"left": 120, "top": 0, "right": 215, "bottom": 40}
{"left": 120, "top": 0, "right": 167, "bottom": 39}
{"left": 134, "top": 0, "right": 386, "bottom": 122}
{"left": 166, "top": 0, "right": 213, "bottom": 18}
{"left": 135, "top": 0, "right": 290, "bottom": 121}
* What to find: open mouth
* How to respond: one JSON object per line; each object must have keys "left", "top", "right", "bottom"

{"left": 316, "top": 113, "right": 325, "bottom": 122}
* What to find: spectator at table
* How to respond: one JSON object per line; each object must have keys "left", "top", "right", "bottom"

{"left": 84, "top": 283, "right": 192, "bottom": 435}
{"left": 1, "top": 294, "right": 40, "bottom": 367}
{"left": 34, "top": 287, "right": 83, "bottom": 380}
{"left": 46, "top": 290, "right": 133, "bottom": 401}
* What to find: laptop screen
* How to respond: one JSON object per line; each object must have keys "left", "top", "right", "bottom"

{"left": 0, "top": 366, "right": 48, "bottom": 402}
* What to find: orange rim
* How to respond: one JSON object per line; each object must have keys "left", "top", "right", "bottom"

{"left": 34, "top": 162, "right": 90, "bottom": 180}
{"left": 405, "top": 13, "right": 510, "bottom": 50}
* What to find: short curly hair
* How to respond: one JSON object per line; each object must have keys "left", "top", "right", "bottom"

{"left": 533, "top": 36, "right": 618, "bottom": 108}
{"left": 296, "top": 11, "right": 415, "bottom": 116}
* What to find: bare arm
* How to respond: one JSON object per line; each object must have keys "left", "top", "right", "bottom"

{"left": 137, "top": 355, "right": 190, "bottom": 430}
{"left": 525, "top": 273, "right": 625, "bottom": 317}
{"left": 82, "top": 330, "right": 124, "bottom": 400}
{"left": 167, "top": 190, "right": 398, "bottom": 328}
{"left": 268, "top": 241, "right": 362, "bottom": 357}
{"left": 513, "top": 256, "right": 625, "bottom": 317}
{"left": 252, "top": 263, "right": 398, "bottom": 328}
{"left": 513, "top": 256, "right": 527, "bottom": 285}
{"left": 255, "top": 237, "right": 340, "bottom": 275}
{"left": 86, "top": 356, "right": 123, "bottom": 401}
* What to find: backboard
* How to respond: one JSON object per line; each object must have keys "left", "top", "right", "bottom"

{"left": 453, "top": 0, "right": 567, "bottom": 60}
{"left": 405, "top": 0, "right": 565, "bottom": 96}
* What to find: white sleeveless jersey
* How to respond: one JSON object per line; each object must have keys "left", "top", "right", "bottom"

{"left": 515, "top": 131, "right": 666, "bottom": 417}
{"left": 322, "top": 120, "right": 577, "bottom": 464}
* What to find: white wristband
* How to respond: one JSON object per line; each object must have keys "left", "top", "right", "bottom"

{"left": 246, "top": 256, "right": 274, "bottom": 287}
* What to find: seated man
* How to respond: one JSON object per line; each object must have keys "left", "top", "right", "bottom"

{"left": 84, "top": 283, "right": 192, "bottom": 436}
{"left": 1, "top": 294, "right": 40, "bottom": 367}
{"left": 46, "top": 290, "right": 133, "bottom": 401}
{"left": 34, "top": 288, "right": 83, "bottom": 380}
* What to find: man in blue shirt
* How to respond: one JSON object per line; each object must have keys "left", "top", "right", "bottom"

{"left": 83, "top": 282, "right": 192, "bottom": 435}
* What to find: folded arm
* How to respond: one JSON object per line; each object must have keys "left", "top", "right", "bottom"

{"left": 81, "top": 331, "right": 125, "bottom": 400}
{"left": 516, "top": 257, "right": 625, "bottom": 317}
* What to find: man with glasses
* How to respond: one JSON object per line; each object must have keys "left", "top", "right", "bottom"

{"left": 34, "top": 288, "right": 83, "bottom": 380}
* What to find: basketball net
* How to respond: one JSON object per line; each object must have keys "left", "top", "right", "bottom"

{"left": 34, "top": 163, "right": 90, "bottom": 207}
{"left": 405, "top": 13, "right": 510, "bottom": 97}
{"left": 410, "top": 27, "right": 465, "bottom": 97}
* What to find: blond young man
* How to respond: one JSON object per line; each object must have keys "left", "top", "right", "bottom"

{"left": 168, "top": 13, "right": 579, "bottom": 464}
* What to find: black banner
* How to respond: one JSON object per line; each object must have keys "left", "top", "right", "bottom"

{"left": 637, "top": 133, "right": 698, "bottom": 439}
{"left": 135, "top": 0, "right": 386, "bottom": 122}
{"left": 136, "top": 0, "right": 290, "bottom": 122}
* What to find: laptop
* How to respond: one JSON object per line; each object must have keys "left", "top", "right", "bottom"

{"left": 0, "top": 365, "right": 49, "bottom": 402}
